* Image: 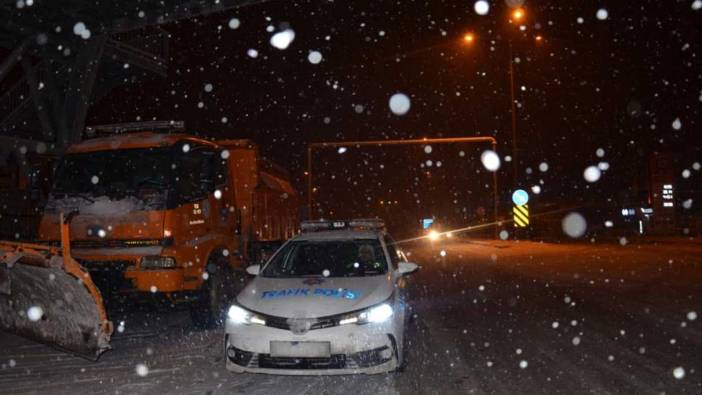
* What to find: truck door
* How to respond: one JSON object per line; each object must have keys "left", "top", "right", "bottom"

{"left": 173, "top": 143, "right": 215, "bottom": 243}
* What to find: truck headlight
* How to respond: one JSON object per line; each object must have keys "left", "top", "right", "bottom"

{"left": 227, "top": 305, "right": 266, "bottom": 326}
{"left": 140, "top": 256, "right": 176, "bottom": 269}
{"left": 339, "top": 302, "right": 394, "bottom": 325}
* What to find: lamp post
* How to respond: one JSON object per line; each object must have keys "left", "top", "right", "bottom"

{"left": 462, "top": 7, "right": 533, "bottom": 189}
{"left": 507, "top": 40, "right": 518, "bottom": 189}
{"left": 507, "top": 7, "right": 526, "bottom": 189}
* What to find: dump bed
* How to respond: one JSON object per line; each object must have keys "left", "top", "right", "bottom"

{"left": 217, "top": 139, "right": 299, "bottom": 250}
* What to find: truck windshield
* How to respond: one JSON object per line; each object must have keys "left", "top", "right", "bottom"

{"left": 53, "top": 147, "right": 172, "bottom": 200}
{"left": 262, "top": 239, "right": 388, "bottom": 278}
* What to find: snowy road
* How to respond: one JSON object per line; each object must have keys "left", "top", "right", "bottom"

{"left": 1, "top": 239, "right": 701, "bottom": 394}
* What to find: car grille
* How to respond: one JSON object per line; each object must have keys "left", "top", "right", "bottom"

{"left": 261, "top": 314, "right": 338, "bottom": 331}
{"left": 227, "top": 345, "right": 392, "bottom": 370}
{"left": 258, "top": 354, "right": 348, "bottom": 370}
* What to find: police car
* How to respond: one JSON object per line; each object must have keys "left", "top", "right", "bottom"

{"left": 224, "top": 219, "right": 418, "bottom": 375}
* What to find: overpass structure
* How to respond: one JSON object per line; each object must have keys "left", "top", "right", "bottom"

{"left": 0, "top": 0, "right": 267, "bottom": 238}
{"left": 0, "top": 0, "right": 266, "bottom": 152}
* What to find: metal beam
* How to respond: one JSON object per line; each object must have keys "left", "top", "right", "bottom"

{"left": 0, "top": 39, "right": 28, "bottom": 83}
{"left": 59, "top": 36, "right": 106, "bottom": 147}
{"left": 20, "top": 58, "right": 55, "bottom": 141}
{"left": 105, "top": 0, "right": 272, "bottom": 34}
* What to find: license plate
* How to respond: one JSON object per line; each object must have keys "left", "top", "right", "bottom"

{"left": 269, "top": 341, "right": 331, "bottom": 358}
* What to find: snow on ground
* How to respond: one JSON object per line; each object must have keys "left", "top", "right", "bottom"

{"left": 1, "top": 239, "right": 701, "bottom": 394}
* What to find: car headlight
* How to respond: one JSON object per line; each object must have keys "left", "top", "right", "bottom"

{"left": 361, "top": 303, "right": 394, "bottom": 323}
{"left": 227, "top": 305, "right": 266, "bottom": 326}
{"left": 339, "top": 302, "right": 394, "bottom": 325}
{"left": 428, "top": 230, "right": 440, "bottom": 241}
{"left": 140, "top": 256, "right": 176, "bottom": 269}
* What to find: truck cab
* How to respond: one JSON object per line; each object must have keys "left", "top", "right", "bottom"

{"left": 38, "top": 132, "right": 299, "bottom": 326}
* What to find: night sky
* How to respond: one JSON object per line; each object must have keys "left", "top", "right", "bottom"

{"left": 87, "top": 0, "right": 702, "bottom": 218}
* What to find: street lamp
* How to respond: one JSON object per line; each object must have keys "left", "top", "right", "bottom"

{"left": 510, "top": 7, "right": 526, "bottom": 23}
{"left": 506, "top": 7, "right": 527, "bottom": 189}
{"left": 463, "top": 32, "right": 475, "bottom": 44}
{"left": 458, "top": 28, "right": 518, "bottom": 188}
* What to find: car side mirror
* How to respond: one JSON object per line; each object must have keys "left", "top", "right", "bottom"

{"left": 397, "top": 262, "right": 419, "bottom": 275}
{"left": 246, "top": 264, "right": 260, "bottom": 276}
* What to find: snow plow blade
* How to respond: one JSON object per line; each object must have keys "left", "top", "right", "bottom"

{"left": 0, "top": 215, "right": 113, "bottom": 360}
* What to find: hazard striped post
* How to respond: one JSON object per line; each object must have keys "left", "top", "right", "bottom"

{"left": 513, "top": 204, "right": 529, "bottom": 227}
{"left": 511, "top": 189, "right": 530, "bottom": 230}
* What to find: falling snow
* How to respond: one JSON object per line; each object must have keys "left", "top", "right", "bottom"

{"left": 135, "top": 363, "right": 149, "bottom": 377}
{"left": 308, "top": 50, "right": 323, "bottom": 64}
{"left": 583, "top": 166, "right": 602, "bottom": 183}
{"left": 270, "top": 29, "right": 295, "bottom": 50}
{"left": 474, "top": 1, "right": 490, "bottom": 15}
{"left": 480, "top": 150, "right": 501, "bottom": 171}
{"left": 228, "top": 18, "right": 240, "bottom": 29}
{"left": 562, "top": 212, "right": 587, "bottom": 238}
{"left": 26, "top": 306, "right": 43, "bottom": 322}
{"left": 389, "top": 93, "right": 411, "bottom": 115}
{"left": 672, "top": 118, "right": 682, "bottom": 130}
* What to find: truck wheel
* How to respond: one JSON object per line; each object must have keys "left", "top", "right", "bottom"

{"left": 191, "top": 260, "right": 233, "bottom": 329}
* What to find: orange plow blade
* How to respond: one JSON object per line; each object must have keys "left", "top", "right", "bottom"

{"left": 0, "top": 217, "right": 113, "bottom": 360}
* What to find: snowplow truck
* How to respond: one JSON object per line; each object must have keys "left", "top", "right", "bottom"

{"left": 1, "top": 132, "right": 299, "bottom": 358}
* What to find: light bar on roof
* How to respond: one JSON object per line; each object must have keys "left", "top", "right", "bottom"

{"left": 300, "top": 220, "right": 347, "bottom": 232}
{"left": 300, "top": 218, "right": 385, "bottom": 232}
{"left": 348, "top": 218, "right": 385, "bottom": 230}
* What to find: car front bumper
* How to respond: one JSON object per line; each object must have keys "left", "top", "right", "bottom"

{"left": 224, "top": 319, "right": 399, "bottom": 375}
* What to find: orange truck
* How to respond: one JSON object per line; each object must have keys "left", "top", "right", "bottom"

{"left": 1, "top": 130, "right": 299, "bottom": 358}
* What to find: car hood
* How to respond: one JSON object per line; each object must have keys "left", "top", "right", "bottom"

{"left": 236, "top": 274, "right": 394, "bottom": 318}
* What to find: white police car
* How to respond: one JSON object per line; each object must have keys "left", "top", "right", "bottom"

{"left": 224, "top": 219, "right": 418, "bottom": 375}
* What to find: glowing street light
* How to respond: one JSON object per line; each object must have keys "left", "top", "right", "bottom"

{"left": 428, "top": 230, "right": 440, "bottom": 241}
{"left": 511, "top": 7, "right": 526, "bottom": 22}
{"left": 463, "top": 32, "right": 475, "bottom": 44}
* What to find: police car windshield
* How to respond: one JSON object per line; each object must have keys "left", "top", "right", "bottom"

{"left": 261, "top": 240, "right": 387, "bottom": 278}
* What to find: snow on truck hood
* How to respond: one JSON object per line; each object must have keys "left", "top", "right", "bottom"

{"left": 237, "top": 275, "right": 394, "bottom": 318}
{"left": 47, "top": 196, "right": 150, "bottom": 216}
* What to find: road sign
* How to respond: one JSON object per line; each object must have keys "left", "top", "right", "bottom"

{"left": 422, "top": 218, "right": 434, "bottom": 229}
{"left": 513, "top": 204, "right": 529, "bottom": 227}
{"left": 512, "top": 189, "right": 529, "bottom": 206}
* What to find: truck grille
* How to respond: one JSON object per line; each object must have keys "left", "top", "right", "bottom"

{"left": 70, "top": 238, "right": 171, "bottom": 249}
{"left": 76, "top": 260, "right": 131, "bottom": 271}
{"left": 76, "top": 260, "right": 135, "bottom": 296}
